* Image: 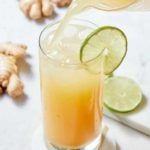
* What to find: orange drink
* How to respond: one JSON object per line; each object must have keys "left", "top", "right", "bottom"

{"left": 39, "top": 20, "right": 104, "bottom": 149}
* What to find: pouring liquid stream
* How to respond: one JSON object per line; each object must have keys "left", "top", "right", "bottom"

{"left": 51, "top": 0, "right": 136, "bottom": 45}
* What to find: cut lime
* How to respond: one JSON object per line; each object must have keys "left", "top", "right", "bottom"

{"left": 80, "top": 26, "right": 127, "bottom": 74}
{"left": 104, "top": 76, "right": 142, "bottom": 113}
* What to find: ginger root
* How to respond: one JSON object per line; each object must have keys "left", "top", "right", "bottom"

{"left": 0, "top": 42, "right": 26, "bottom": 58}
{"left": 53, "top": 0, "right": 72, "bottom": 7}
{"left": 7, "top": 74, "right": 24, "bottom": 98}
{"left": 19, "top": 0, "right": 54, "bottom": 20}
{"left": 0, "top": 42, "right": 27, "bottom": 98}
{"left": 0, "top": 86, "right": 3, "bottom": 95}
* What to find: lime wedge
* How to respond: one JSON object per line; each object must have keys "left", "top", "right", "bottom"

{"left": 104, "top": 76, "right": 142, "bottom": 113}
{"left": 80, "top": 26, "right": 127, "bottom": 74}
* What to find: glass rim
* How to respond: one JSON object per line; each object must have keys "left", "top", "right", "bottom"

{"left": 39, "top": 18, "right": 104, "bottom": 67}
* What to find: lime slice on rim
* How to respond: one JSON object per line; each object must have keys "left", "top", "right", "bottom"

{"left": 104, "top": 76, "right": 142, "bottom": 113}
{"left": 80, "top": 26, "right": 127, "bottom": 74}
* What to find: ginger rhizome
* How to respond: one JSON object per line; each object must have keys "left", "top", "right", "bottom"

{"left": 0, "top": 42, "right": 27, "bottom": 98}
{"left": 19, "top": 0, "right": 54, "bottom": 20}
{"left": 19, "top": 0, "right": 72, "bottom": 20}
{"left": 53, "top": 0, "right": 72, "bottom": 7}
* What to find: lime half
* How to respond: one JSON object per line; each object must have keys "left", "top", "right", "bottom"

{"left": 104, "top": 76, "right": 142, "bottom": 113}
{"left": 80, "top": 26, "right": 127, "bottom": 74}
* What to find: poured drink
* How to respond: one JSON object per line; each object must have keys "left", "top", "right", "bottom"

{"left": 51, "top": 0, "right": 137, "bottom": 43}
{"left": 39, "top": 20, "right": 104, "bottom": 149}
{"left": 39, "top": 0, "right": 131, "bottom": 149}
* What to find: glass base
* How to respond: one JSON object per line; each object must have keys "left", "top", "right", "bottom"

{"left": 46, "top": 135, "right": 101, "bottom": 150}
{"left": 31, "top": 125, "right": 116, "bottom": 150}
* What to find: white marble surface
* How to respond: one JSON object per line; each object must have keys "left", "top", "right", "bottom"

{"left": 0, "top": 1, "right": 150, "bottom": 150}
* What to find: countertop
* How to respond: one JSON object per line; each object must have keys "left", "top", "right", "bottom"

{"left": 0, "top": 1, "right": 150, "bottom": 150}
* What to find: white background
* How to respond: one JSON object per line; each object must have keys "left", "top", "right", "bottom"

{"left": 0, "top": 1, "right": 150, "bottom": 150}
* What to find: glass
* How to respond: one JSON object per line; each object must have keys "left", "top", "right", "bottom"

{"left": 92, "top": 0, "right": 150, "bottom": 11}
{"left": 39, "top": 19, "right": 104, "bottom": 150}
{"left": 87, "top": 0, "right": 137, "bottom": 11}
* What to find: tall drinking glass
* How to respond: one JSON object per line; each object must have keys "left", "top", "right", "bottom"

{"left": 39, "top": 19, "right": 104, "bottom": 150}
